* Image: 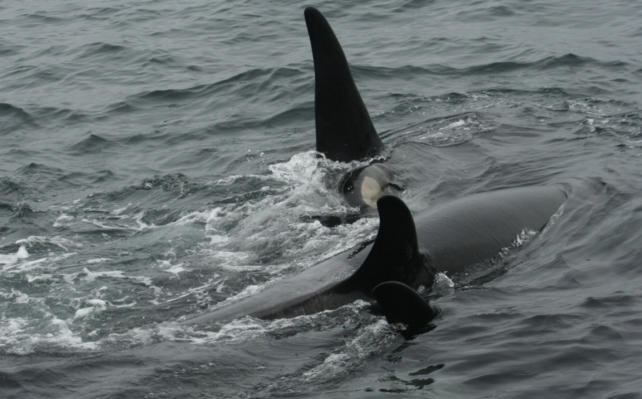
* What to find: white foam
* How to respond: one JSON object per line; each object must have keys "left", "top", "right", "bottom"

{"left": 513, "top": 229, "right": 537, "bottom": 246}
{"left": 74, "top": 306, "right": 101, "bottom": 319}
{"left": 81, "top": 218, "right": 144, "bottom": 232}
{"left": 214, "top": 174, "right": 273, "bottom": 186}
{"left": 53, "top": 214, "right": 75, "bottom": 227}
{"left": 1, "top": 317, "right": 27, "bottom": 335}
{"left": 26, "top": 273, "right": 53, "bottom": 282}
{"left": 0, "top": 314, "right": 98, "bottom": 354}
{"left": 268, "top": 151, "right": 324, "bottom": 183}
{"left": 16, "top": 235, "right": 77, "bottom": 251}
{"left": 74, "top": 298, "right": 107, "bottom": 320}
{"left": 0, "top": 245, "right": 29, "bottom": 266}
{"left": 213, "top": 284, "right": 265, "bottom": 308}
{"left": 133, "top": 211, "right": 153, "bottom": 230}
{"left": 302, "top": 353, "right": 350, "bottom": 381}
{"left": 87, "top": 299, "right": 107, "bottom": 307}
{"left": 166, "top": 263, "right": 185, "bottom": 275}
{"left": 81, "top": 267, "right": 125, "bottom": 281}
{"left": 210, "top": 251, "right": 250, "bottom": 265}
{"left": 209, "top": 235, "right": 228, "bottom": 244}
{"left": 3, "top": 252, "right": 75, "bottom": 273}
{"left": 209, "top": 317, "right": 267, "bottom": 342}
{"left": 434, "top": 272, "right": 455, "bottom": 289}
{"left": 111, "top": 203, "right": 131, "bottom": 215}
{"left": 302, "top": 319, "right": 399, "bottom": 382}
{"left": 442, "top": 119, "right": 466, "bottom": 129}
{"left": 500, "top": 228, "right": 538, "bottom": 257}
{"left": 86, "top": 258, "right": 111, "bottom": 264}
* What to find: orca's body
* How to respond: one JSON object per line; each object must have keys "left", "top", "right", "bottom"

{"left": 415, "top": 186, "right": 566, "bottom": 275}
{"left": 184, "top": 186, "right": 566, "bottom": 327}
{"left": 183, "top": 8, "right": 569, "bottom": 328}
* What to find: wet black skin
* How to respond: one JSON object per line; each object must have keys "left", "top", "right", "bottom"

{"left": 184, "top": 186, "right": 566, "bottom": 326}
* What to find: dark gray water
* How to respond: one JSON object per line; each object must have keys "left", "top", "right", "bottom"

{"left": 2, "top": 0, "right": 642, "bottom": 397}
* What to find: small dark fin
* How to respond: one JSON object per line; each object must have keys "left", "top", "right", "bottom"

{"left": 347, "top": 195, "right": 426, "bottom": 291}
{"left": 304, "top": 7, "right": 383, "bottom": 162}
{"left": 373, "top": 281, "right": 438, "bottom": 328}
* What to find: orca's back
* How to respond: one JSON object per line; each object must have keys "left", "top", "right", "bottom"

{"left": 415, "top": 186, "right": 566, "bottom": 274}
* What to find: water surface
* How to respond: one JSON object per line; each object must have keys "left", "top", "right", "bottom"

{"left": 1, "top": 0, "right": 642, "bottom": 397}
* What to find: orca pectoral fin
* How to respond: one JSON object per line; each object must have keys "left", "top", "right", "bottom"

{"left": 373, "top": 281, "right": 438, "bottom": 328}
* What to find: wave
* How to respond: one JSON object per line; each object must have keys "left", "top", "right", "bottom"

{"left": 66, "top": 133, "right": 118, "bottom": 154}
{"left": 356, "top": 53, "right": 635, "bottom": 79}
{"left": 0, "top": 103, "right": 37, "bottom": 133}
{"left": 129, "top": 66, "right": 306, "bottom": 105}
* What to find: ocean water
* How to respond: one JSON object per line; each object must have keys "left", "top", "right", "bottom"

{"left": 1, "top": 0, "right": 642, "bottom": 397}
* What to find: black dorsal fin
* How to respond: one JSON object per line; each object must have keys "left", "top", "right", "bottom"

{"left": 348, "top": 195, "right": 425, "bottom": 291}
{"left": 304, "top": 7, "right": 383, "bottom": 162}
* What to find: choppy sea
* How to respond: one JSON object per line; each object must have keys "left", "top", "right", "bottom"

{"left": 2, "top": 0, "right": 642, "bottom": 398}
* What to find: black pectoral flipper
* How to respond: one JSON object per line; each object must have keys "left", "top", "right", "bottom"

{"left": 304, "top": 7, "right": 383, "bottom": 162}
{"left": 347, "top": 196, "right": 431, "bottom": 292}
{"left": 373, "top": 281, "right": 438, "bottom": 328}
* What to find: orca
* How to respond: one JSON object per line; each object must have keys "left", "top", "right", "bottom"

{"left": 183, "top": 9, "right": 569, "bottom": 328}
{"left": 305, "top": 7, "right": 397, "bottom": 207}
{"left": 184, "top": 186, "right": 566, "bottom": 328}
{"left": 184, "top": 194, "right": 427, "bottom": 326}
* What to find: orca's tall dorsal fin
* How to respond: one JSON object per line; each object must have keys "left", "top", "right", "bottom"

{"left": 346, "top": 196, "right": 429, "bottom": 291}
{"left": 304, "top": 7, "right": 383, "bottom": 163}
